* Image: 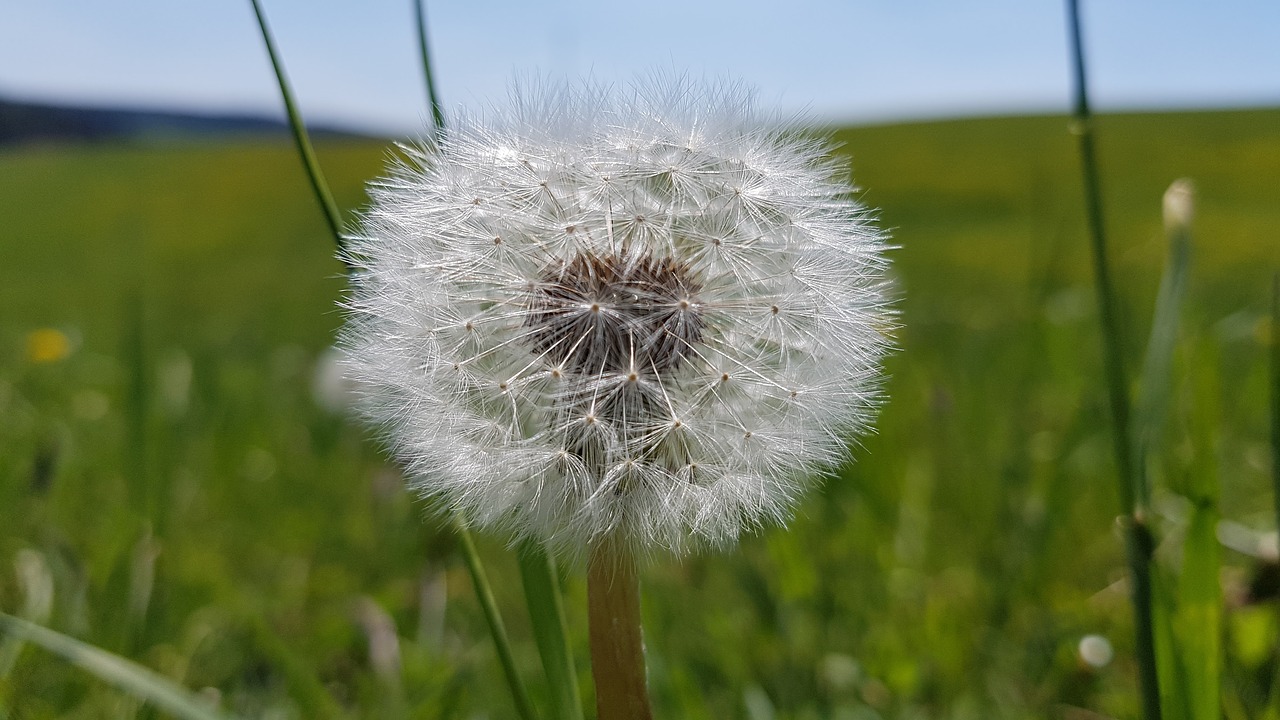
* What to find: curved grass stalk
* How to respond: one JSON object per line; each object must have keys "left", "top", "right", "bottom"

{"left": 1064, "top": 1, "right": 1161, "bottom": 717}
{"left": 247, "top": 0, "right": 345, "bottom": 254}
{"left": 247, "top": 2, "right": 537, "bottom": 715}
{"left": 413, "top": 0, "right": 447, "bottom": 141}
{"left": 0, "top": 613, "right": 240, "bottom": 720}
{"left": 412, "top": 3, "right": 582, "bottom": 717}
{"left": 456, "top": 522, "right": 539, "bottom": 720}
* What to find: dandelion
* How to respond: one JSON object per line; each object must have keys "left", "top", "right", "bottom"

{"left": 342, "top": 77, "right": 891, "bottom": 559}
{"left": 341, "top": 77, "right": 890, "bottom": 716}
{"left": 25, "top": 328, "right": 72, "bottom": 364}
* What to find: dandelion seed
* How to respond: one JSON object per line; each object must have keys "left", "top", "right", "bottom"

{"left": 341, "top": 77, "right": 892, "bottom": 558}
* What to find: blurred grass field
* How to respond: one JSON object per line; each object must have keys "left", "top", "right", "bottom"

{"left": 2, "top": 108, "right": 1279, "bottom": 719}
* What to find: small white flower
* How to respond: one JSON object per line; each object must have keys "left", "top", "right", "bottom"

{"left": 1078, "top": 634, "right": 1114, "bottom": 669}
{"left": 1162, "top": 177, "right": 1194, "bottom": 234}
{"left": 342, "top": 77, "right": 892, "bottom": 557}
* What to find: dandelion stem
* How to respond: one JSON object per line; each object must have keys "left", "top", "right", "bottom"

{"left": 1064, "top": 1, "right": 1161, "bottom": 718}
{"left": 587, "top": 543, "right": 652, "bottom": 720}
{"left": 247, "top": 0, "right": 345, "bottom": 253}
{"left": 413, "top": 0, "right": 447, "bottom": 141}
{"left": 455, "top": 521, "right": 539, "bottom": 720}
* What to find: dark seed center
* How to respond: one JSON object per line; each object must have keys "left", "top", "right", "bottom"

{"left": 526, "top": 252, "right": 703, "bottom": 375}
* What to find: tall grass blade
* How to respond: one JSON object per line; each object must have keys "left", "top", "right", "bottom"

{"left": 1166, "top": 353, "right": 1221, "bottom": 720}
{"left": 410, "top": 5, "right": 575, "bottom": 716}
{"left": 455, "top": 522, "right": 539, "bottom": 720}
{"left": 1136, "top": 180, "right": 1197, "bottom": 718}
{"left": 1151, "top": 571, "right": 1189, "bottom": 720}
{"left": 0, "top": 613, "right": 241, "bottom": 720}
{"left": 247, "top": 0, "right": 345, "bottom": 253}
{"left": 413, "top": 0, "right": 446, "bottom": 141}
{"left": 1144, "top": 180, "right": 1221, "bottom": 720}
{"left": 1133, "top": 179, "right": 1192, "bottom": 472}
{"left": 1064, "top": 1, "right": 1161, "bottom": 717}
{"left": 1064, "top": 0, "right": 1140, "bottom": 510}
{"left": 1164, "top": 185, "right": 1220, "bottom": 720}
{"left": 247, "top": 4, "right": 537, "bottom": 715}
{"left": 518, "top": 541, "right": 585, "bottom": 720}
{"left": 1179, "top": 493, "right": 1221, "bottom": 720}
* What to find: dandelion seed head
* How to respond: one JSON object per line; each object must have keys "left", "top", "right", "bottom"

{"left": 341, "top": 77, "right": 893, "bottom": 558}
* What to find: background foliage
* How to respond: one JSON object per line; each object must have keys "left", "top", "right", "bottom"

{"left": 2, "top": 107, "right": 1278, "bottom": 718}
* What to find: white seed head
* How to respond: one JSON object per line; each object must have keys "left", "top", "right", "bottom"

{"left": 1162, "top": 177, "right": 1195, "bottom": 233}
{"left": 341, "top": 77, "right": 893, "bottom": 558}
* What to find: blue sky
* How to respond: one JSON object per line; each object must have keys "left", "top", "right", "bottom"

{"left": 2, "top": 1, "right": 1277, "bottom": 136}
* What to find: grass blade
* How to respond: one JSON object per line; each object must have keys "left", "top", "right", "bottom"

{"left": 247, "top": 0, "right": 345, "bottom": 253}
{"left": 1064, "top": 1, "right": 1161, "bottom": 717}
{"left": 518, "top": 541, "right": 585, "bottom": 720}
{"left": 247, "top": 4, "right": 537, "bottom": 715}
{"left": 413, "top": 0, "right": 446, "bottom": 141}
{"left": 1179, "top": 497, "right": 1221, "bottom": 720}
{"left": 1065, "top": 0, "right": 1140, "bottom": 511}
{"left": 1133, "top": 179, "right": 1193, "bottom": 470}
{"left": 0, "top": 550, "right": 54, "bottom": 680}
{"left": 1138, "top": 180, "right": 1219, "bottom": 720}
{"left": 455, "top": 522, "right": 539, "bottom": 720}
{"left": 411, "top": 5, "right": 575, "bottom": 716}
{"left": 1151, "top": 568, "right": 1189, "bottom": 720}
{"left": 0, "top": 613, "right": 240, "bottom": 720}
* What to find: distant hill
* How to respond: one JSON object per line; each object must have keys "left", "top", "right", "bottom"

{"left": 0, "top": 96, "right": 373, "bottom": 145}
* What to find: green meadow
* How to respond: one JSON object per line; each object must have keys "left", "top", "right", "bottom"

{"left": 2, "top": 108, "right": 1279, "bottom": 718}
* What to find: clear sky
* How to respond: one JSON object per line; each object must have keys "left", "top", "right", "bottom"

{"left": 2, "top": 1, "right": 1277, "bottom": 136}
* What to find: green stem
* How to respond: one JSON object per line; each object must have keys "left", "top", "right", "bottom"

{"left": 1064, "top": 1, "right": 1161, "bottom": 718}
{"left": 1066, "top": 0, "right": 1140, "bottom": 511}
{"left": 518, "top": 541, "right": 585, "bottom": 720}
{"left": 247, "top": 0, "right": 346, "bottom": 253}
{"left": 409, "top": 8, "right": 576, "bottom": 717}
{"left": 413, "top": 0, "right": 447, "bottom": 141}
{"left": 247, "top": 5, "right": 536, "bottom": 715}
{"left": 455, "top": 521, "right": 538, "bottom": 720}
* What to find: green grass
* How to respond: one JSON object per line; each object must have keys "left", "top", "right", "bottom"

{"left": 2, "top": 107, "right": 1279, "bottom": 718}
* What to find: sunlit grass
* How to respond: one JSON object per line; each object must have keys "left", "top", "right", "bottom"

{"left": 2, "top": 107, "right": 1278, "bottom": 717}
